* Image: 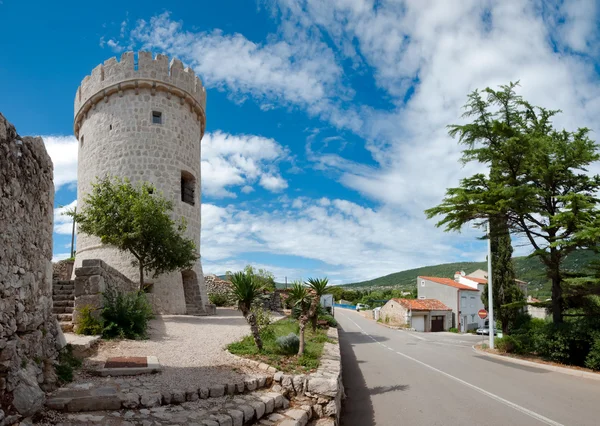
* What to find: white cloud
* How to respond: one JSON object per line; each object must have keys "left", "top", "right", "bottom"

{"left": 42, "top": 136, "right": 78, "bottom": 189}
{"left": 126, "top": 12, "right": 362, "bottom": 131}
{"left": 54, "top": 200, "right": 77, "bottom": 235}
{"left": 202, "top": 131, "right": 290, "bottom": 197}
{"left": 52, "top": 253, "right": 72, "bottom": 263}
{"left": 200, "top": 197, "right": 487, "bottom": 283}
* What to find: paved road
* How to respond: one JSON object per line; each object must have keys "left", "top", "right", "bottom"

{"left": 336, "top": 309, "right": 599, "bottom": 426}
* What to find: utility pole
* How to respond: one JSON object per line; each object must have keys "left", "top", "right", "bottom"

{"left": 487, "top": 220, "right": 495, "bottom": 349}
{"left": 285, "top": 276, "right": 287, "bottom": 289}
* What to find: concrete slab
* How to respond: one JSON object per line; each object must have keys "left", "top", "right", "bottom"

{"left": 98, "top": 356, "right": 161, "bottom": 377}
{"left": 64, "top": 333, "right": 101, "bottom": 358}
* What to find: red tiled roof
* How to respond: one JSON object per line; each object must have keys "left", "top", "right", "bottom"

{"left": 419, "top": 276, "right": 479, "bottom": 291}
{"left": 393, "top": 298, "right": 452, "bottom": 311}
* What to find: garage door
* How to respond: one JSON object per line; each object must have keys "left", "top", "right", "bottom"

{"left": 431, "top": 316, "right": 444, "bottom": 332}
{"left": 412, "top": 315, "right": 425, "bottom": 332}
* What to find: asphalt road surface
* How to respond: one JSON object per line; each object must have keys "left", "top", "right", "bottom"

{"left": 336, "top": 309, "right": 599, "bottom": 426}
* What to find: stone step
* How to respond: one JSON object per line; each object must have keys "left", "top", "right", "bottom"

{"left": 56, "top": 313, "right": 73, "bottom": 322}
{"left": 53, "top": 285, "right": 74, "bottom": 292}
{"left": 60, "top": 322, "right": 74, "bottom": 333}
{"left": 53, "top": 295, "right": 75, "bottom": 303}
{"left": 55, "top": 280, "right": 75, "bottom": 285}
{"left": 54, "top": 300, "right": 75, "bottom": 307}
{"left": 53, "top": 306, "right": 75, "bottom": 314}
{"left": 53, "top": 288, "right": 75, "bottom": 295}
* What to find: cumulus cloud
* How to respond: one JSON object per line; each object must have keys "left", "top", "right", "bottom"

{"left": 54, "top": 200, "right": 77, "bottom": 235}
{"left": 202, "top": 131, "right": 290, "bottom": 197}
{"left": 201, "top": 197, "right": 484, "bottom": 283}
{"left": 42, "top": 136, "right": 78, "bottom": 189}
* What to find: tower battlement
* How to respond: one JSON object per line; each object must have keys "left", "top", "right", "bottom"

{"left": 74, "top": 51, "right": 206, "bottom": 136}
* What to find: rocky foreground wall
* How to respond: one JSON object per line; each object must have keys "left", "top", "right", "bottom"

{"left": 0, "top": 113, "right": 64, "bottom": 423}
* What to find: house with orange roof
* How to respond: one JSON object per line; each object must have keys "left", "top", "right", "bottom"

{"left": 417, "top": 274, "right": 483, "bottom": 332}
{"left": 379, "top": 298, "right": 452, "bottom": 332}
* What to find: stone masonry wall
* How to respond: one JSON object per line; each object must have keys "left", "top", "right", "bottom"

{"left": 52, "top": 260, "right": 74, "bottom": 282}
{"left": 73, "top": 259, "right": 138, "bottom": 325}
{"left": 0, "top": 113, "right": 64, "bottom": 422}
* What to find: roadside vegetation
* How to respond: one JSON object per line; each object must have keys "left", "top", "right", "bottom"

{"left": 228, "top": 318, "right": 330, "bottom": 373}
{"left": 425, "top": 82, "right": 600, "bottom": 370}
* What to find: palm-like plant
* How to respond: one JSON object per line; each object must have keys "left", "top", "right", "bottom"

{"left": 288, "top": 282, "right": 312, "bottom": 356}
{"left": 230, "top": 271, "right": 263, "bottom": 350}
{"left": 306, "top": 277, "right": 329, "bottom": 332}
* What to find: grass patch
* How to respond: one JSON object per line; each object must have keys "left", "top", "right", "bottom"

{"left": 228, "top": 318, "right": 331, "bottom": 374}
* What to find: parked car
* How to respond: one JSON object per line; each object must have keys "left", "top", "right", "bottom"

{"left": 476, "top": 326, "right": 498, "bottom": 335}
{"left": 356, "top": 303, "right": 370, "bottom": 311}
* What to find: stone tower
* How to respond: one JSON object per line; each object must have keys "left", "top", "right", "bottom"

{"left": 73, "top": 51, "right": 210, "bottom": 315}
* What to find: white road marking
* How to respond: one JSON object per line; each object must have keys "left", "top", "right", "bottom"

{"left": 338, "top": 312, "right": 564, "bottom": 426}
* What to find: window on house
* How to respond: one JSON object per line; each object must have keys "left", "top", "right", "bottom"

{"left": 181, "top": 171, "right": 196, "bottom": 206}
{"left": 109, "top": 124, "right": 113, "bottom": 130}
{"left": 421, "top": 280, "right": 425, "bottom": 287}
{"left": 471, "top": 314, "right": 476, "bottom": 322}
{"left": 461, "top": 297, "right": 467, "bottom": 308}
{"left": 152, "top": 111, "right": 162, "bottom": 124}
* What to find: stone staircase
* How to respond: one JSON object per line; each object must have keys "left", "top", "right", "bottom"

{"left": 53, "top": 280, "right": 75, "bottom": 332}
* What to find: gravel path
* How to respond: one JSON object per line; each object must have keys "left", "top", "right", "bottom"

{"left": 79, "top": 308, "right": 277, "bottom": 392}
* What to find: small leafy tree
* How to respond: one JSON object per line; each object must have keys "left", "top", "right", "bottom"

{"left": 227, "top": 265, "right": 276, "bottom": 292}
{"left": 306, "top": 277, "right": 329, "bottom": 332}
{"left": 288, "top": 282, "right": 312, "bottom": 356}
{"left": 230, "top": 271, "right": 263, "bottom": 350}
{"left": 68, "top": 177, "right": 197, "bottom": 291}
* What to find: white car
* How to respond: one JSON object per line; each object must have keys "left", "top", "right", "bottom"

{"left": 356, "top": 303, "right": 370, "bottom": 311}
{"left": 476, "top": 327, "right": 498, "bottom": 336}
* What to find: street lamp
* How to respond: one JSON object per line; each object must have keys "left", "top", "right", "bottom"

{"left": 486, "top": 220, "right": 495, "bottom": 349}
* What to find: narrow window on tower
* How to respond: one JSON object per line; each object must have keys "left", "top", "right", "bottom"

{"left": 80, "top": 135, "right": 84, "bottom": 147}
{"left": 152, "top": 111, "right": 162, "bottom": 124}
{"left": 181, "top": 171, "right": 196, "bottom": 206}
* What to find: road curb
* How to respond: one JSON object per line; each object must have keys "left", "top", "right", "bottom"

{"left": 472, "top": 345, "right": 600, "bottom": 382}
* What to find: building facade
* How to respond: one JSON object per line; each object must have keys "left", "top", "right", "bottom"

{"left": 379, "top": 298, "right": 452, "bottom": 332}
{"left": 72, "top": 51, "right": 211, "bottom": 315}
{"left": 417, "top": 276, "right": 482, "bottom": 331}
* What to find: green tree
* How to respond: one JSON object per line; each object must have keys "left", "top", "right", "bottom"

{"left": 244, "top": 265, "right": 276, "bottom": 291}
{"left": 288, "top": 282, "right": 312, "bottom": 356}
{"left": 68, "top": 177, "right": 197, "bottom": 291}
{"left": 230, "top": 271, "right": 263, "bottom": 350}
{"left": 426, "top": 83, "right": 600, "bottom": 323}
{"left": 306, "top": 277, "right": 329, "bottom": 332}
{"left": 481, "top": 219, "right": 524, "bottom": 333}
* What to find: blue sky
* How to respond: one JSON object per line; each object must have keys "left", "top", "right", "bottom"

{"left": 1, "top": 0, "right": 599, "bottom": 284}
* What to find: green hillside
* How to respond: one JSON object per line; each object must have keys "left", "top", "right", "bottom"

{"left": 341, "top": 250, "right": 599, "bottom": 299}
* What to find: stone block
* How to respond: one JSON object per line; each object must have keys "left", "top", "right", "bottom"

{"left": 236, "top": 404, "right": 255, "bottom": 422}
{"left": 171, "top": 390, "right": 185, "bottom": 403}
{"left": 259, "top": 395, "right": 274, "bottom": 414}
{"left": 274, "top": 372, "right": 283, "bottom": 382}
{"left": 248, "top": 400, "right": 266, "bottom": 419}
{"left": 226, "top": 383, "right": 236, "bottom": 395}
{"left": 306, "top": 377, "right": 338, "bottom": 398}
{"left": 286, "top": 409, "right": 309, "bottom": 424}
{"left": 119, "top": 392, "right": 140, "bottom": 408}
{"left": 186, "top": 388, "right": 199, "bottom": 401}
{"left": 210, "top": 413, "right": 232, "bottom": 426}
{"left": 258, "top": 375, "right": 267, "bottom": 388}
{"left": 235, "top": 381, "right": 245, "bottom": 393}
{"left": 74, "top": 266, "right": 104, "bottom": 277}
{"left": 227, "top": 409, "right": 244, "bottom": 426}
{"left": 245, "top": 378, "right": 258, "bottom": 391}
{"left": 209, "top": 385, "right": 225, "bottom": 398}
{"left": 199, "top": 387, "right": 210, "bottom": 399}
{"left": 140, "top": 391, "right": 161, "bottom": 408}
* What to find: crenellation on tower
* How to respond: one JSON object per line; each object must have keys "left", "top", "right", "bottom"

{"left": 74, "top": 51, "right": 206, "bottom": 129}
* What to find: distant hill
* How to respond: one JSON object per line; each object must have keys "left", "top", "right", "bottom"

{"left": 339, "top": 250, "right": 599, "bottom": 298}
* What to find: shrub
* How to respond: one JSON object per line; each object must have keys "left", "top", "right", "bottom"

{"left": 318, "top": 314, "right": 338, "bottom": 327}
{"left": 209, "top": 293, "right": 230, "bottom": 307}
{"left": 276, "top": 333, "right": 300, "bottom": 355}
{"left": 101, "top": 289, "right": 154, "bottom": 339}
{"left": 449, "top": 327, "right": 459, "bottom": 333}
{"left": 496, "top": 335, "right": 519, "bottom": 353}
{"left": 75, "top": 305, "right": 103, "bottom": 335}
{"left": 585, "top": 335, "right": 600, "bottom": 371}
{"left": 251, "top": 305, "right": 273, "bottom": 332}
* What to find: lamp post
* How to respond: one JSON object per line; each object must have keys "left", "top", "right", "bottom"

{"left": 486, "top": 220, "right": 495, "bottom": 349}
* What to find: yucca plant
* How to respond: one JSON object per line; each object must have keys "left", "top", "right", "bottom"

{"left": 306, "top": 277, "right": 329, "bottom": 332}
{"left": 230, "top": 271, "right": 263, "bottom": 350}
{"left": 288, "top": 282, "right": 312, "bottom": 356}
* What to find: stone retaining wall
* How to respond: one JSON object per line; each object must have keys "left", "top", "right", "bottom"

{"left": 0, "top": 113, "right": 65, "bottom": 423}
{"left": 52, "top": 260, "right": 74, "bottom": 282}
{"left": 241, "top": 327, "right": 344, "bottom": 424}
{"left": 73, "top": 259, "right": 138, "bottom": 325}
